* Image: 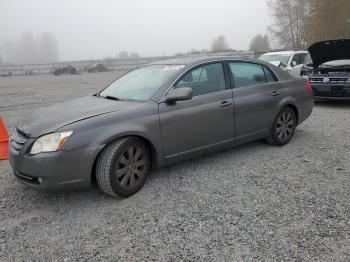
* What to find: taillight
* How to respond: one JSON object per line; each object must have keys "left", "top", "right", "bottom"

{"left": 304, "top": 81, "right": 313, "bottom": 92}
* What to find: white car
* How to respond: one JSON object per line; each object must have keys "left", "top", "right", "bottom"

{"left": 258, "top": 51, "right": 308, "bottom": 78}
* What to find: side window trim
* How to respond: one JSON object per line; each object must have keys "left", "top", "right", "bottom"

{"left": 263, "top": 65, "right": 278, "bottom": 82}
{"left": 222, "top": 61, "right": 232, "bottom": 90}
{"left": 263, "top": 64, "right": 280, "bottom": 82}
{"left": 224, "top": 60, "right": 236, "bottom": 89}
{"left": 198, "top": 69, "right": 204, "bottom": 82}
{"left": 263, "top": 65, "right": 270, "bottom": 83}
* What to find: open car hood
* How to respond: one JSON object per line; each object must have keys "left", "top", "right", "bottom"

{"left": 308, "top": 39, "right": 350, "bottom": 68}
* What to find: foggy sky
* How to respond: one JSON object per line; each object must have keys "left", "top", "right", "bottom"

{"left": 0, "top": 0, "right": 272, "bottom": 61}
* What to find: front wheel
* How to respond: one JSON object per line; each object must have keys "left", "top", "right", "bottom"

{"left": 266, "top": 107, "right": 296, "bottom": 146}
{"left": 96, "top": 137, "right": 150, "bottom": 197}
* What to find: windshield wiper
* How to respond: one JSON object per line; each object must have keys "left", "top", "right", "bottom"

{"left": 102, "top": 95, "right": 124, "bottom": 101}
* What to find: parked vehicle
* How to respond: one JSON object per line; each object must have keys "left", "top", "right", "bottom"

{"left": 88, "top": 63, "right": 109, "bottom": 73}
{"left": 53, "top": 65, "right": 79, "bottom": 76}
{"left": 1, "top": 71, "right": 13, "bottom": 77}
{"left": 9, "top": 57, "right": 314, "bottom": 197}
{"left": 302, "top": 39, "right": 350, "bottom": 101}
{"left": 258, "top": 51, "right": 308, "bottom": 78}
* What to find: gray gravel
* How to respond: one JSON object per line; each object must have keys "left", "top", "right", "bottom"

{"left": 1, "top": 72, "right": 350, "bottom": 261}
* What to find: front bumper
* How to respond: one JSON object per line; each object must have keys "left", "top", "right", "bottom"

{"left": 312, "top": 84, "right": 350, "bottom": 100}
{"left": 9, "top": 143, "right": 103, "bottom": 192}
{"left": 314, "top": 96, "right": 350, "bottom": 101}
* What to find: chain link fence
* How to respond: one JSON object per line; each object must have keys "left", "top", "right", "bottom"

{"left": 0, "top": 51, "right": 256, "bottom": 76}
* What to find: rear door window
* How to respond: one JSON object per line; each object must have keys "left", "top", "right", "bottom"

{"left": 228, "top": 62, "right": 275, "bottom": 88}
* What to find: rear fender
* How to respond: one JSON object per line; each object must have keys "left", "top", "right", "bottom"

{"left": 275, "top": 97, "right": 299, "bottom": 122}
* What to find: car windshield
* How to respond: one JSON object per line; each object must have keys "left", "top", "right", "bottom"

{"left": 304, "top": 54, "right": 313, "bottom": 66}
{"left": 259, "top": 54, "right": 291, "bottom": 65}
{"left": 100, "top": 64, "right": 185, "bottom": 102}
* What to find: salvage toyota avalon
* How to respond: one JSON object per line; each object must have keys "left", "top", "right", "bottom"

{"left": 9, "top": 57, "right": 314, "bottom": 197}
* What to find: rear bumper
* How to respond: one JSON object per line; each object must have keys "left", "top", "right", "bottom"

{"left": 294, "top": 89, "right": 314, "bottom": 126}
{"left": 9, "top": 144, "right": 103, "bottom": 192}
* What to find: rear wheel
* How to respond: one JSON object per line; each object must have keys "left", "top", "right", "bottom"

{"left": 266, "top": 107, "right": 296, "bottom": 146}
{"left": 96, "top": 137, "right": 150, "bottom": 197}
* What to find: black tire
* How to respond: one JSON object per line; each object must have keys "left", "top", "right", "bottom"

{"left": 266, "top": 107, "right": 296, "bottom": 146}
{"left": 96, "top": 137, "right": 150, "bottom": 197}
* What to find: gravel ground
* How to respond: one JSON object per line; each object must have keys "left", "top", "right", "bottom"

{"left": 0, "top": 72, "right": 350, "bottom": 261}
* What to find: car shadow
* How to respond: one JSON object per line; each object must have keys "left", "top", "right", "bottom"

{"left": 314, "top": 100, "right": 350, "bottom": 108}
{"left": 14, "top": 129, "right": 313, "bottom": 204}
{"left": 19, "top": 140, "right": 268, "bottom": 204}
{"left": 147, "top": 140, "right": 274, "bottom": 182}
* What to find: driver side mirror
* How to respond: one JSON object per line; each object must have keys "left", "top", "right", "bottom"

{"left": 291, "top": 60, "right": 297, "bottom": 67}
{"left": 163, "top": 87, "right": 193, "bottom": 104}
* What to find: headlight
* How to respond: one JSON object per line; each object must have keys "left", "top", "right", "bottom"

{"left": 30, "top": 131, "right": 73, "bottom": 155}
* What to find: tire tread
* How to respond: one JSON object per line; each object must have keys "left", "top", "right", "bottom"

{"left": 96, "top": 138, "right": 128, "bottom": 197}
{"left": 266, "top": 107, "right": 296, "bottom": 146}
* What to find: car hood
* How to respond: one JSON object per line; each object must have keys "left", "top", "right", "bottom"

{"left": 308, "top": 39, "right": 350, "bottom": 68}
{"left": 17, "top": 96, "right": 135, "bottom": 137}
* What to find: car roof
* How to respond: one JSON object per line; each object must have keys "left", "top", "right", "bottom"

{"left": 150, "top": 56, "right": 270, "bottom": 67}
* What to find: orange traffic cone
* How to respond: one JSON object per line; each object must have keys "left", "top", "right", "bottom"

{"left": 0, "top": 117, "right": 9, "bottom": 160}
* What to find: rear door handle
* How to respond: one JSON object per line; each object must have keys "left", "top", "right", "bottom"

{"left": 272, "top": 90, "right": 280, "bottom": 96}
{"left": 218, "top": 100, "right": 232, "bottom": 107}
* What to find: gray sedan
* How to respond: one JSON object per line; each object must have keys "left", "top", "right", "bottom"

{"left": 9, "top": 57, "right": 314, "bottom": 197}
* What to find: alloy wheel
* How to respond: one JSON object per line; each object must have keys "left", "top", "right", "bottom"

{"left": 116, "top": 146, "right": 146, "bottom": 189}
{"left": 276, "top": 111, "right": 295, "bottom": 142}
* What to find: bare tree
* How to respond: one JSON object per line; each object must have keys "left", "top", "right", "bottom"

{"left": 118, "top": 51, "right": 129, "bottom": 59}
{"left": 3, "top": 32, "right": 58, "bottom": 64}
{"left": 129, "top": 52, "right": 140, "bottom": 59}
{"left": 38, "top": 33, "right": 58, "bottom": 63}
{"left": 249, "top": 34, "right": 270, "bottom": 52}
{"left": 211, "top": 35, "right": 229, "bottom": 52}
{"left": 306, "top": 0, "right": 350, "bottom": 45}
{"left": 267, "top": 0, "right": 309, "bottom": 49}
{"left": 19, "top": 33, "right": 38, "bottom": 64}
{"left": 188, "top": 48, "right": 201, "bottom": 55}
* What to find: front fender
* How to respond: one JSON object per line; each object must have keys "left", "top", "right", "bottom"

{"left": 59, "top": 102, "right": 165, "bottom": 167}
{"left": 97, "top": 125, "right": 164, "bottom": 168}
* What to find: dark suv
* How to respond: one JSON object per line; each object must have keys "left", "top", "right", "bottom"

{"left": 303, "top": 39, "right": 350, "bottom": 101}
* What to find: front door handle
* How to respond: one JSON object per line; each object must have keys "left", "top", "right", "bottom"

{"left": 218, "top": 100, "right": 232, "bottom": 107}
{"left": 272, "top": 90, "right": 280, "bottom": 96}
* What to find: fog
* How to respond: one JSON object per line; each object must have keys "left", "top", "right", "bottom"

{"left": 0, "top": 0, "right": 271, "bottom": 63}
